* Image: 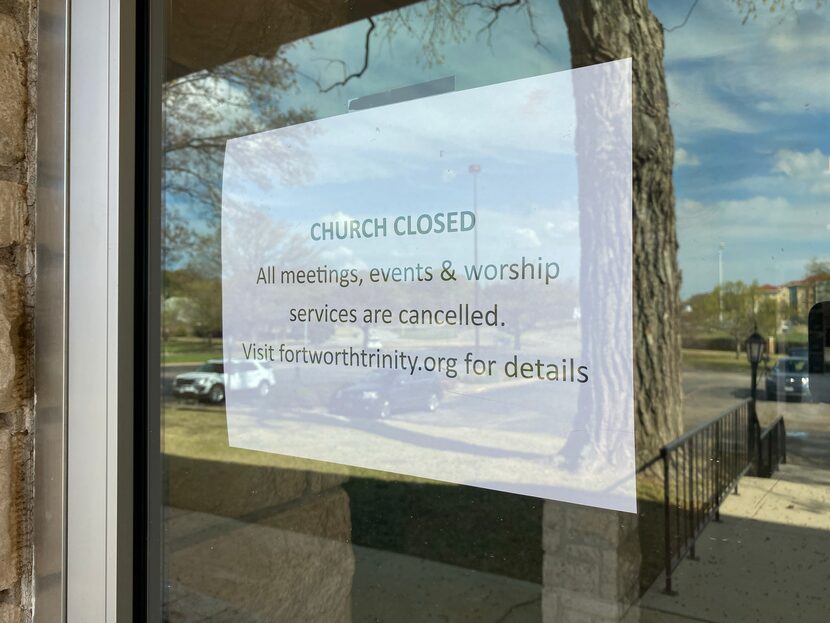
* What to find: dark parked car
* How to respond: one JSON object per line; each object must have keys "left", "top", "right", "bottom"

{"left": 765, "top": 357, "right": 810, "bottom": 402}
{"left": 330, "top": 369, "right": 443, "bottom": 418}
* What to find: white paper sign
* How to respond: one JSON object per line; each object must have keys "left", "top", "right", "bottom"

{"left": 221, "top": 60, "right": 635, "bottom": 512}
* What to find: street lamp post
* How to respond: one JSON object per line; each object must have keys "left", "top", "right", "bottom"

{"left": 746, "top": 329, "right": 766, "bottom": 470}
{"left": 718, "top": 242, "right": 725, "bottom": 323}
{"left": 469, "top": 164, "right": 481, "bottom": 355}
{"left": 746, "top": 330, "right": 765, "bottom": 408}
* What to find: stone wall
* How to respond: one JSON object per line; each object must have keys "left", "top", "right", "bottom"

{"left": 0, "top": 0, "right": 35, "bottom": 622}
{"left": 543, "top": 502, "right": 641, "bottom": 622}
{"left": 165, "top": 456, "right": 354, "bottom": 621}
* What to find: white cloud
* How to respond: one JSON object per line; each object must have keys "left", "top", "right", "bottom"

{"left": 674, "top": 147, "right": 700, "bottom": 167}
{"left": 667, "top": 73, "right": 755, "bottom": 134}
{"left": 773, "top": 148, "right": 830, "bottom": 194}
{"left": 441, "top": 201, "right": 584, "bottom": 277}
{"left": 513, "top": 227, "right": 542, "bottom": 248}
{"left": 319, "top": 244, "right": 369, "bottom": 270}
{"left": 320, "top": 245, "right": 354, "bottom": 260}
{"left": 677, "top": 147, "right": 830, "bottom": 199}
{"left": 544, "top": 219, "right": 578, "bottom": 238}
{"left": 677, "top": 194, "right": 830, "bottom": 252}
{"left": 663, "top": 5, "right": 830, "bottom": 116}
{"left": 677, "top": 194, "right": 830, "bottom": 295}
{"left": 657, "top": 0, "right": 748, "bottom": 62}
{"left": 318, "top": 211, "right": 357, "bottom": 223}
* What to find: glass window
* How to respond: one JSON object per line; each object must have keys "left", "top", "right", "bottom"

{"left": 149, "top": 1, "right": 830, "bottom": 621}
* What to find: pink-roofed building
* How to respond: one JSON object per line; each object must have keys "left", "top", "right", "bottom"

{"left": 783, "top": 274, "right": 830, "bottom": 318}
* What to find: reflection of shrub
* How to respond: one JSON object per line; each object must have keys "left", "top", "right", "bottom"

{"left": 455, "top": 369, "right": 505, "bottom": 385}
{"left": 308, "top": 323, "right": 335, "bottom": 344}
{"left": 268, "top": 382, "right": 320, "bottom": 409}
{"left": 395, "top": 326, "right": 452, "bottom": 340}
{"left": 346, "top": 478, "right": 542, "bottom": 583}
{"left": 683, "top": 334, "right": 807, "bottom": 353}
{"left": 286, "top": 322, "right": 335, "bottom": 345}
{"left": 292, "top": 385, "right": 319, "bottom": 408}
{"left": 681, "top": 335, "right": 737, "bottom": 351}
{"left": 193, "top": 326, "right": 222, "bottom": 340}
{"left": 163, "top": 296, "right": 202, "bottom": 337}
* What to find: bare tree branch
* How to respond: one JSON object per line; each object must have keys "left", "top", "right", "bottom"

{"left": 313, "top": 17, "right": 376, "bottom": 93}
{"left": 664, "top": 0, "right": 700, "bottom": 32}
{"left": 666, "top": 0, "right": 827, "bottom": 32}
{"left": 462, "top": 0, "right": 521, "bottom": 34}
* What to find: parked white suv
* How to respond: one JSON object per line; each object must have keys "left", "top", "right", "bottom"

{"left": 173, "top": 359, "right": 275, "bottom": 404}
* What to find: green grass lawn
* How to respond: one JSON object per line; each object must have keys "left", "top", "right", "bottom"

{"left": 682, "top": 348, "right": 779, "bottom": 373}
{"left": 163, "top": 403, "right": 431, "bottom": 481}
{"left": 162, "top": 338, "right": 223, "bottom": 364}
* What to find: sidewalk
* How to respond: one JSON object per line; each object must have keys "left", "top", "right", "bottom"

{"left": 635, "top": 463, "right": 830, "bottom": 623}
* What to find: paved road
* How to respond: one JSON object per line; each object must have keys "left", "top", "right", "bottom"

{"left": 682, "top": 368, "right": 830, "bottom": 469}
{"left": 681, "top": 370, "right": 749, "bottom": 428}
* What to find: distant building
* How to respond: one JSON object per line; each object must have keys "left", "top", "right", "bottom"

{"left": 781, "top": 273, "right": 830, "bottom": 317}
{"left": 757, "top": 283, "right": 788, "bottom": 306}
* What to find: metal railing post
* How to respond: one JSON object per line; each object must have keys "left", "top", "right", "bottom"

{"left": 689, "top": 438, "right": 696, "bottom": 560}
{"left": 662, "top": 448, "right": 673, "bottom": 594}
{"left": 733, "top": 408, "right": 739, "bottom": 495}
{"left": 715, "top": 420, "right": 721, "bottom": 521}
{"left": 657, "top": 400, "right": 774, "bottom": 595}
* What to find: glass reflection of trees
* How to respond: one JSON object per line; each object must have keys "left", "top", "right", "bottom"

{"left": 162, "top": 0, "right": 687, "bottom": 469}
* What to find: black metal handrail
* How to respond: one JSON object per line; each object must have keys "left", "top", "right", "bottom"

{"left": 756, "top": 416, "right": 786, "bottom": 478}
{"left": 660, "top": 400, "right": 752, "bottom": 594}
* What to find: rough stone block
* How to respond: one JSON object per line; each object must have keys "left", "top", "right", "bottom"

{"left": 544, "top": 504, "right": 642, "bottom": 622}
{"left": 543, "top": 551, "right": 600, "bottom": 593}
{"left": 565, "top": 505, "right": 620, "bottom": 546}
{"left": 165, "top": 454, "right": 309, "bottom": 519}
{"left": 557, "top": 588, "right": 627, "bottom": 621}
{"left": 168, "top": 488, "right": 353, "bottom": 622}
{"left": 0, "top": 181, "right": 25, "bottom": 247}
{"left": 555, "top": 607, "right": 593, "bottom": 623}
{"left": 0, "top": 603, "right": 21, "bottom": 623}
{"left": 565, "top": 543, "right": 602, "bottom": 567}
{"left": 0, "top": 266, "right": 22, "bottom": 412}
{"left": 0, "top": 427, "right": 17, "bottom": 591}
{"left": 541, "top": 587, "right": 559, "bottom": 623}
{"left": 599, "top": 538, "right": 641, "bottom": 603}
{"left": 542, "top": 500, "right": 564, "bottom": 553}
{"left": 0, "top": 14, "right": 26, "bottom": 166}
